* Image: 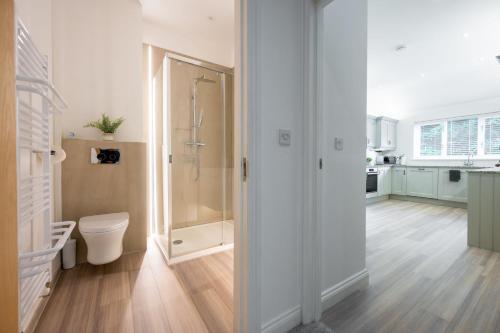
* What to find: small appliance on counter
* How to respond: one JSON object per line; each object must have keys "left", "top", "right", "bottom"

{"left": 384, "top": 156, "right": 397, "bottom": 164}
{"left": 376, "top": 155, "right": 397, "bottom": 165}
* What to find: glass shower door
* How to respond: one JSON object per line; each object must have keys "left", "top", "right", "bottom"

{"left": 167, "top": 59, "right": 225, "bottom": 258}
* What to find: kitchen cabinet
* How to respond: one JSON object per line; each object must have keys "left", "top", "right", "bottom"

{"left": 377, "top": 166, "right": 392, "bottom": 196}
{"left": 406, "top": 167, "right": 439, "bottom": 199}
{"left": 438, "top": 169, "right": 468, "bottom": 203}
{"left": 367, "top": 116, "right": 377, "bottom": 149}
{"left": 376, "top": 117, "right": 397, "bottom": 151}
{"left": 391, "top": 167, "right": 407, "bottom": 195}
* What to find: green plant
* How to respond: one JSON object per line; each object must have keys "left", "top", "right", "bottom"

{"left": 84, "top": 114, "right": 125, "bottom": 134}
{"left": 366, "top": 157, "right": 373, "bottom": 163}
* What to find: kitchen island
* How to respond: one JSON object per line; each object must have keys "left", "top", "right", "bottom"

{"left": 467, "top": 167, "right": 500, "bottom": 252}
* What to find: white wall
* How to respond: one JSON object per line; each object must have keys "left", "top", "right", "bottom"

{"left": 16, "top": 0, "right": 52, "bottom": 70}
{"left": 52, "top": 0, "right": 144, "bottom": 142}
{"left": 250, "top": 0, "right": 368, "bottom": 329}
{"left": 143, "top": 19, "right": 234, "bottom": 68}
{"left": 396, "top": 96, "right": 500, "bottom": 167}
{"left": 320, "top": 0, "right": 368, "bottom": 304}
{"left": 255, "top": 0, "right": 304, "bottom": 330}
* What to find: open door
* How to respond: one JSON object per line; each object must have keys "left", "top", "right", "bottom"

{"left": 162, "top": 54, "right": 173, "bottom": 259}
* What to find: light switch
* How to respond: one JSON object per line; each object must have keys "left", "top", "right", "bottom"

{"left": 334, "top": 137, "right": 344, "bottom": 151}
{"left": 279, "top": 129, "right": 291, "bottom": 146}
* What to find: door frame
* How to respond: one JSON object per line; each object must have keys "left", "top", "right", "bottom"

{"left": 0, "top": 0, "right": 20, "bottom": 331}
{"left": 236, "top": 0, "right": 335, "bottom": 330}
{"left": 234, "top": 0, "right": 260, "bottom": 331}
{"left": 235, "top": 0, "right": 329, "bottom": 330}
{"left": 301, "top": 0, "right": 323, "bottom": 324}
{"left": 302, "top": 0, "right": 340, "bottom": 324}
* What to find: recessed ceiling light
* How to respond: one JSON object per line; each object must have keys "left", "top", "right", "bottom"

{"left": 395, "top": 45, "right": 407, "bottom": 52}
{"left": 420, "top": 73, "right": 426, "bottom": 78}
{"left": 479, "top": 57, "right": 485, "bottom": 62}
{"left": 463, "top": 32, "right": 470, "bottom": 38}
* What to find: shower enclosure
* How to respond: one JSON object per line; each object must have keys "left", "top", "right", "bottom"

{"left": 147, "top": 46, "right": 233, "bottom": 263}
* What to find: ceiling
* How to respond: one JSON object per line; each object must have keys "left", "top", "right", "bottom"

{"left": 368, "top": 0, "right": 500, "bottom": 118}
{"left": 141, "top": 0, "right": 234, "bottom": 64}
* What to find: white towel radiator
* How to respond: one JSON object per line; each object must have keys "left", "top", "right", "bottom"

{"left": 15, "top": 20, "right": 75, "bottom": 332}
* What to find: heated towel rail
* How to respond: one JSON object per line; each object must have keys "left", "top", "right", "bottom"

{"left": 16, "top": 20, "right": 75, "bottom": 332}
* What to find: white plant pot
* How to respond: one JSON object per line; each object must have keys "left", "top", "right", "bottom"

{"left": 102, "top": 133, "right": 115, "bottom": 141}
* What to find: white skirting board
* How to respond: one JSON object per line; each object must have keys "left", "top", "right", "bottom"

{"left": 261, "top": 305, "right": 302, "bottom": 333}
{"left": 321, "top": 269, "right": 370, "bottom": 312}
{"left": 259, "top": 269, "right": 369, "bottom": 333}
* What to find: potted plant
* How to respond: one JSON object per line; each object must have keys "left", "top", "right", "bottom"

{"left": 366, "top": 157, "right": 373, "bottom": 166}
{"left": 84, "top": 114, "right": 125, "bottom": 141}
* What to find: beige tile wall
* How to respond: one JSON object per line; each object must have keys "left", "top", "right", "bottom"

{"left": 62, "top": 139, "right": 147, "bottom": 263}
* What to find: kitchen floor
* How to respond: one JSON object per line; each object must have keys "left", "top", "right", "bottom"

{"left": 321, "top": 199, "right": 500, "bottom": 333}
{"left": 35, "top": 239, "right": 233, "bottom": 333}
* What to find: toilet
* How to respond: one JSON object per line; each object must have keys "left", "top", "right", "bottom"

{"left": 79, "top": 212, "right": 129, "bottom": 265}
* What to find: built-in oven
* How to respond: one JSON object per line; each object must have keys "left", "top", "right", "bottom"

{"left": 366, "top": 167, "right": 378, "bottom": 194}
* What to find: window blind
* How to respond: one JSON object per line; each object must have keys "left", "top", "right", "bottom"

{"left": 485, "top": 117, "right": 500, "bottom": 155}
{"left": 420, "top": 124, "right": 442, "bottom": 156}
{"left": 446, "top": 118, "right": 477, "bottom": 156}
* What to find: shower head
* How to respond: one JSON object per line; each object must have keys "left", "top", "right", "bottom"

{"left": 195, "top": 74, "right": 216, "bottom": 84}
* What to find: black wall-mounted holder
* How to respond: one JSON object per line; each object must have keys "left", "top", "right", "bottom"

{"left": 91, "top": 148, "right": 120, "bottom": 164}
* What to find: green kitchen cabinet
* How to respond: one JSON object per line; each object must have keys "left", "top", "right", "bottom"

{"left": 377, "top": 166, "right": 392, "bottom": 196}
{"left": 391, "top": 167, "right": 407, "bottom": 195}
{"left": 406, "top": 167, "right": 439, "bottom": 199}
{"left": 438, "top": 168, "right": 468, "bottom": 203}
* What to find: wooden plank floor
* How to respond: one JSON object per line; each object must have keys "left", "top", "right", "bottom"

{"left": 321, "top": 199, "right": 500, "bottom": 333}
{"left": 35, "top": 239, "right": 233, "bottom": 333}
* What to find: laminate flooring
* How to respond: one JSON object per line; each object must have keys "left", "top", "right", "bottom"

{"left": 35, "top": 239, "right": 233, "bottom": 333}
{"left": 321, "top": 199, "right": 500, "bottom": 333}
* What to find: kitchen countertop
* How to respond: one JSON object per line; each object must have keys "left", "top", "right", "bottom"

{"left": 467, "top": 167, "right": 500, "bottom": 173}
{"left": 373, "top": 164, "right": 486, "bottom": 169}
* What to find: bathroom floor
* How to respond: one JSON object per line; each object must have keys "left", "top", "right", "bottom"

{"left": 35, "top": 239, "right": 233, "bottom": 333}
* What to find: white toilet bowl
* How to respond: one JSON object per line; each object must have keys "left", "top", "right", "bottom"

{"left": 79, "top": 212, "right": 129, "bottom": 265}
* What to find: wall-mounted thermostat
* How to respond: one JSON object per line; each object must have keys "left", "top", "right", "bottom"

{"left": 91, "top": 148, "right": 120, "bottom": 164}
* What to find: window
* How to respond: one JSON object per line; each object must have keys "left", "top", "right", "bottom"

{"left": 447, "top": 118, "right": 477, "bottom": 156}
{"left": 414, "top": 113, "right": 500, "bottom": 159}
{"left": 485, "top": 117, "right": 500, "bottom": 155}
{"left": 420, "top": 124, "right": 442, "bottom": 156}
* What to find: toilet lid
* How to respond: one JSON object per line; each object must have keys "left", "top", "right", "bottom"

{"left": 79, "top": 212, "right": 129, "bottom": 233}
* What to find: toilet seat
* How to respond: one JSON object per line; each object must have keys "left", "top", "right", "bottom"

{"left": 79, "top": 212, "right": 129, "bottom": 233}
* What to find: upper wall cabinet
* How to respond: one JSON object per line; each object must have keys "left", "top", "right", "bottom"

{"left": 367, "top": 116, "right": 377, "bottom": 148}
{"left": 375, "top": 117, "right": 398, "bottom": 151}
